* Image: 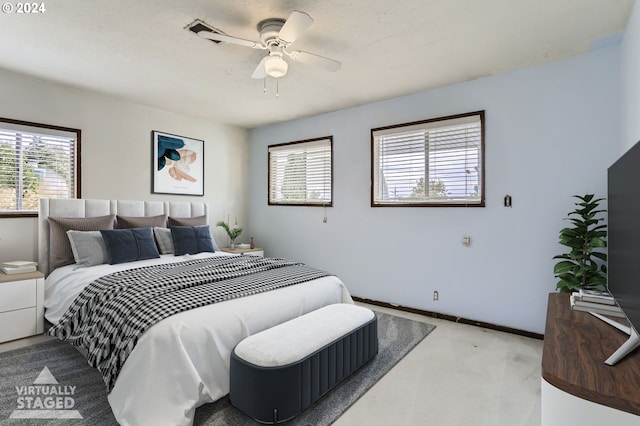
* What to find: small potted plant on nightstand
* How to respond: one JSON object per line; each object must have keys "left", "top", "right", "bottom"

{"left": 216, "top": 220, "right": 243, "bottom": 249}
{"left": 553, "top": 194, "right": 607, "bottom": 293}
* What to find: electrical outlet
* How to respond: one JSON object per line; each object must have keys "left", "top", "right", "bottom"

{"left": 433, "top": 290, "right": 439, "bottom": 301}
{"left": 463, "top": 236, "right": 471, "bottom": 246}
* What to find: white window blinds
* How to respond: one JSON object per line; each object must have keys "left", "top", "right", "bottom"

{"left": 0, "top": 119, "right": 79, "bottom": 215}
{"left": 268, "top": 137, "right": 332, "bottom": 206}
{"left": 372, "top": 111, "right": 484, "bottom": 207}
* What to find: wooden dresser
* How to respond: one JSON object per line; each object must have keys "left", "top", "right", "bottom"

{"left": 541, "top": 292, "right": 640, "bottom": 425}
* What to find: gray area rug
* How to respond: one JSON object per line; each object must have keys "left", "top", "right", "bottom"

{"left": 0, "top": 311, "right": 434, "bottom": 425}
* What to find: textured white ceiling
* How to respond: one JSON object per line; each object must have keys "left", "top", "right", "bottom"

{"left": 0, "top": 0, "right": 633, "bottom": 128}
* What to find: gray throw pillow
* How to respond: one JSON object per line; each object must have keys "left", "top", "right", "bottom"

{"left": 66, "top": 230, "right": 109, "bottom": 268}
{"left": 153, "top": 227, "right": 175, "bottom": 255}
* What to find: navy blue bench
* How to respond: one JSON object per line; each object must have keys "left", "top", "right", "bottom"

{"left": 230, "top": 304, "right": 378, "bottom": 424}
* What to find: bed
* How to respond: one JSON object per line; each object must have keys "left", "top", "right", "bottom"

{"left": 38, "top": 198, "right": 352, "bottom": 426}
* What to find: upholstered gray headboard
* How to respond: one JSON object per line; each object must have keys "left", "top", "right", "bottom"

{"left": 38, "top": 198, "right": 209, "bottom": 276}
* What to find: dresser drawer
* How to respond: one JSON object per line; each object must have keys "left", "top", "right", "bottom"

{"left": 0, "top": 307, "right": 37, "bottom": 342}
{"left": 0, "top": 279, "right": 37, "bottom": 312}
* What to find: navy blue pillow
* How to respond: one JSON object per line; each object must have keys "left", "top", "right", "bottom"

{"left": 100, "top": 227, "right": 160, "bottom": 264}
{"left": 170, "top": 225, "right": 215, "bottom": 256}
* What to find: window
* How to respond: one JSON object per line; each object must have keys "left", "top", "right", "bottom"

{"left": 268, "top": 137, "right": 332, "bottom": 206}
{"left": 0, "top": 118, "right": 80, "bottom": 217}
{"left": 371, "top": 111, "right": 484, "bottom": 207}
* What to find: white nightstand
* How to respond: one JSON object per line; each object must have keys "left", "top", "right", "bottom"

{"left": 0, "top": 271, "right": 45, "bottom": 343}
{"left": 220, "top": 247, "right": 264, "bottom": 257}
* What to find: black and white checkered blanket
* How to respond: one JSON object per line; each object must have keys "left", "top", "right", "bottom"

{"left": 48, "top": 255, "right": 332, "bottom": 392}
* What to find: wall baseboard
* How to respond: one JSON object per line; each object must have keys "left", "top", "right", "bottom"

{"left": 352, "top": 296, "right": 544, "bottom": 340}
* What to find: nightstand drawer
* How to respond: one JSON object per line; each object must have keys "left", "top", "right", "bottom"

{"left": 0, "top": 307, "right": 37, "bottom": 342}
{"left": 0, "top": 279, "right": 36, "bottom": 312}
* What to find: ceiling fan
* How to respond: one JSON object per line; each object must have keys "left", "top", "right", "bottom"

{"left": 196, "top": 10, "right": 341, "bottom": 79}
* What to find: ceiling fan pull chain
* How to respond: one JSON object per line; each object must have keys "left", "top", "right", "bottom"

{"left": 276, "top": 78, "right": 279, "bottom": 98}
{"left": 263, "top": 77, "right": 267, "bottom": 93}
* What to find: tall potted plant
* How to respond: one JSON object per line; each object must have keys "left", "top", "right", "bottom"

{"left": 553, "top": 194, "right": 607, "bottom": 293}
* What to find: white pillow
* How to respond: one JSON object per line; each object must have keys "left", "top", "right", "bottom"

{"left": 66, "top": 230, "right": 109, "bottom": 268}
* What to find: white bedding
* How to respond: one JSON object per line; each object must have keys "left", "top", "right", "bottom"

{"left": 44, "top": 252, "right": 352, "bottom": 426}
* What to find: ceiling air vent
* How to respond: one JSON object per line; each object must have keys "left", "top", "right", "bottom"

{"left": 186, "top": 19, "right": 225, "bottom": 44}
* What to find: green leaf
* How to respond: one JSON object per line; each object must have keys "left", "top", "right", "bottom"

{"left": 575, "top": 194, "right": 594, "bottom": 202}
{"left": 556, "top": 273, "right": 580, "bottom": 285}
{"left": 552, "top": 254, "right": 572, "bottom": 260}
{"left": 568, "top": 219, "right": 587, "bottom": 230}
{"left": 554, "top": 261, "right": 576, "bottom": 274}
{"left": 563, "top": 240, "right": 584, "bottom": 250}
{"left": 556, "top": 277, "right": 580, "bottom": 293}
{"left": 559, "top": 229, "right": 581, "bottom": 238}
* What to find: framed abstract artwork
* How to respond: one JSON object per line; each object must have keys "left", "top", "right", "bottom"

{"left": 152, "top": 131, "right": 204, "bottom": 196}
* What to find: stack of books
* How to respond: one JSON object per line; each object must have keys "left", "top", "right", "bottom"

{"left": 570, "top": 289, "right": 625, "bottom": 318}
{"left": 1, "top": 260, "right": 38, "bottom": 275}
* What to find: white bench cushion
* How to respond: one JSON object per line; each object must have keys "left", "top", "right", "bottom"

{"left": 234, "top": 303, "right": 374, "bottom": 367}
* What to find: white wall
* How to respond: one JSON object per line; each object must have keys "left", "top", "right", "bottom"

{"left": 0, "top": 68, "right": 249, "bottom": 262}
{"left": 248, "top": 46, "right": 620, "bottom": 334}
{"left": 621, "top": 0, "right": 640, "bottom": 152}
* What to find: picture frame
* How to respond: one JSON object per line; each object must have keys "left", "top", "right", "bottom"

{"left": 152, "top": 130, "right": 204, "bottom": 196}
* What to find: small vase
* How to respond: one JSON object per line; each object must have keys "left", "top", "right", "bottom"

{"left": 230, "top": 240, "right": 236, "bottom": 249}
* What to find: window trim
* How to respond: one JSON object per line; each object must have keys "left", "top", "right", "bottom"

{"left": 370, "top": 110, "right": 485, "bottom": 208}
{"left": 0, "top": 117, "right": 81, "bottom": 218}
{"left": 268, "top": 136, "right": 333, "bottom": 207}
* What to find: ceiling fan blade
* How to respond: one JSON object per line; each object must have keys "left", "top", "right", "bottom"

{"left": 277, "top": 10, "right": 314, "bottom": 45}
{"left": 197, "top": 31, "right": 265, "bottom": 49}
{"left": 251, "top": 57, "right": 268, "bottom": 79}
{"left": 287, "top": 50, "right": 341, "bottom": 72}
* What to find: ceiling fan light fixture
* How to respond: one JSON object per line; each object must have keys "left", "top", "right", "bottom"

{"left": 265, "top": 55, "right": 288, "bottom": 78}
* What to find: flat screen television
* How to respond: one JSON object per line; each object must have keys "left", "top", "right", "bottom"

{"left": 606, "top": 139, "right": 640, "bottom": 365}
